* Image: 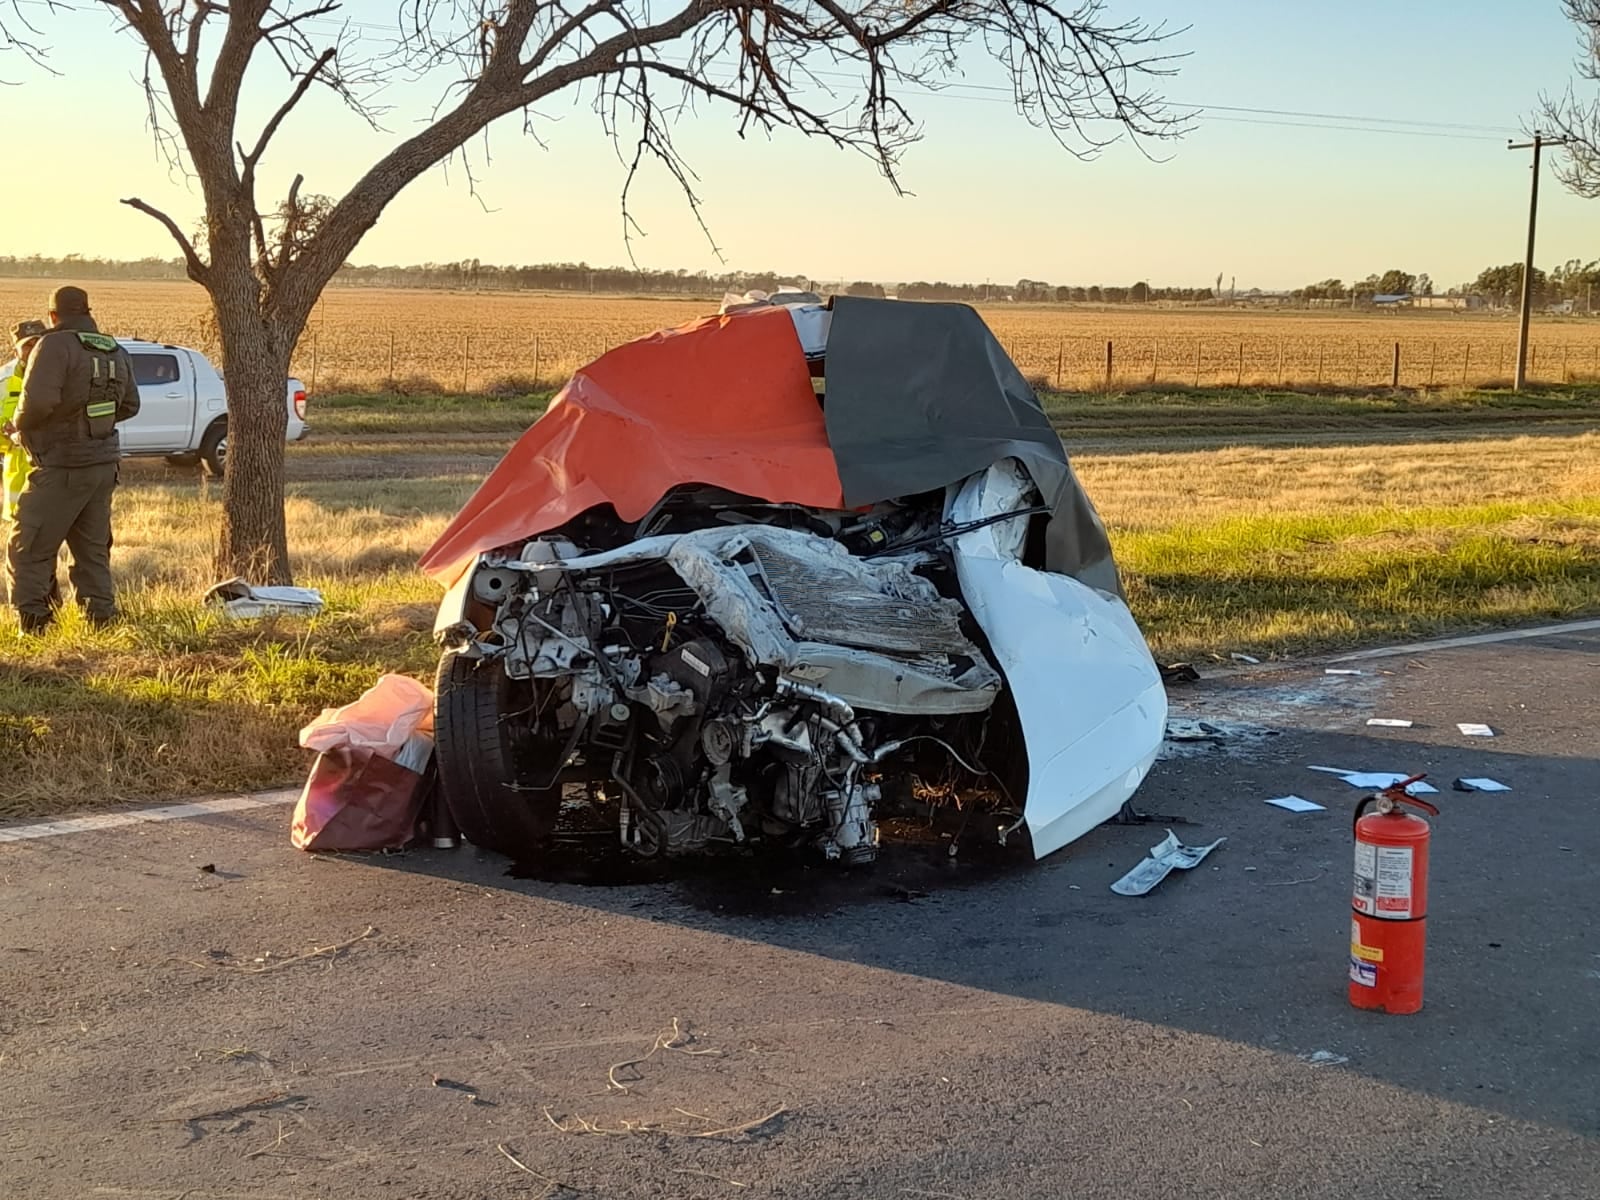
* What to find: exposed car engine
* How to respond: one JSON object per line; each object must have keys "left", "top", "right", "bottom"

{"left": 440, "top": 487, "right": 1029, "bottom": 864}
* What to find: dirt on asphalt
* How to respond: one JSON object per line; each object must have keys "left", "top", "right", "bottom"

{"left": 2, "top": 630, "right": 1597, "bottom": 1199}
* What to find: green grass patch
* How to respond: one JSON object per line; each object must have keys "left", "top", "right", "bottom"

{"left": 302, "top": 383, "right": 1600, "bottom": 443}
{"left": 310, "top": 390, "right": 554, "bottom": 436}
{"left": 1121, "top": 498, "right": 1600, "bottom": 661}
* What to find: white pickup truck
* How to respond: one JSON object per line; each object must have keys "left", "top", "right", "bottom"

{"left": 3, "top": 338, "right": 308, "bottom": 477}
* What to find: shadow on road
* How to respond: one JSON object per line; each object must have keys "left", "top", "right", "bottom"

{"left": 366, "top": 710, "right": 1600, "bottom": 1138}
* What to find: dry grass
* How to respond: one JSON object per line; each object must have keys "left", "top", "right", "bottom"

{"left": 0, "top": 476, "right": 458, "bottom": 819}
{"left": 5, "top": 278, "right": 1600, "bottom": 394}
{"left": 0, "top": 411, "right": 1597, "bottom": 819}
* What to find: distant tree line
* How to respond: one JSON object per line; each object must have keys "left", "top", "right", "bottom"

{"left": 1297, "top": 261, "right": 1600, "bottom": 308}
{"left": 7, "top": 253, "right": 1597, "bottom": 309}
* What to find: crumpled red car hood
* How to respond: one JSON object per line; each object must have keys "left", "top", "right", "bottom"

{"left": 419, "top": 306, "right": 844, "bottom": 585}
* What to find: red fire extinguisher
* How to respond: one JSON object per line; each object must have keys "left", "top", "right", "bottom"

{"left": 1349, "top": 774, "right": 1438, "bottom": 1014}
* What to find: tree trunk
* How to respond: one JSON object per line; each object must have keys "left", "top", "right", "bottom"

{"left": 214, "top": 311, "right": 294, "bottom": 585}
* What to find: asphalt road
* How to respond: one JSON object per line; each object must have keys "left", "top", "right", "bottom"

{"left": 2, "top": 629, "right": 1597, "bottom": 1200}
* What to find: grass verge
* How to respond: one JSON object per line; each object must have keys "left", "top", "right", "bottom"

{"left": 305, "top": 383, "right": 1600, "bottom": 442}
{"left": 0, "top": 425, "right": 1597, "bottom": 820}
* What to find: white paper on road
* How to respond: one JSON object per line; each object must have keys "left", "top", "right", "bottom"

{"left": 1111, "top": 830, "right": 1227, "bottom": 896}
{"left": 1324, "top": 669, "right": 1363, "bottom": 676}
{"left": 1306, "top": 767, "right": 1439, "bottom": 795}
{"left": 1367, "top": 718, "right": 1414, "bottom": 728}
{"left": 1266, "top": 795, "right": 1326, "bottom": 813}
{"left": 1458, "top": 723, "right": 1496, "bottom": 737}
{"left": 1456, "top": 777, "right": 1512, "bottom": 792}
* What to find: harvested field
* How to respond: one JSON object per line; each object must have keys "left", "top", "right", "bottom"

{"left": 4, "top": 278, "right": 1599, "bottom": 393}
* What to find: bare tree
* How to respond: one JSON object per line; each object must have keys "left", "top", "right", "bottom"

{"left": 17, "top": 0, "right": 1188, "bottom": 584}
{"left": 1540, "top": 0, "right": 1600, "bottom": 196}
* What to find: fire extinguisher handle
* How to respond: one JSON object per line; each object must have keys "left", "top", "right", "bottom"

{"left": 1353, "top": 775, "right": 1440, "bottom": 832}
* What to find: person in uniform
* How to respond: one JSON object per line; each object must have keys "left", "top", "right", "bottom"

{"left": 6, "top": 287, "right": 140, "bottom": 632}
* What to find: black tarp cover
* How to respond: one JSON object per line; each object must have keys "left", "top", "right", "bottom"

{"left": 822, "top": 296, "right": 1123, "bottom": 597}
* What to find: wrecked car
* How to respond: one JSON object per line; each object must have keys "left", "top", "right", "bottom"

{"left": 419, "top": 297, "right": 1167, "bottom": 865}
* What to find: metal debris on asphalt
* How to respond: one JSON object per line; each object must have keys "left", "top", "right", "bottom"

{"left": 1457, "top": 723, "right": 1496, "bottom": 737}
{"left": 1307, "top": 767, "right": 1439, "bottom": 794}
{"left": 1265, "top": 795, "right": 1326, "bottom": 813}
{"left": 1299, "top": 1050, "right": 1350, "bottom": 1066}
{"left": 1453, "top": 777, "right": 1512, "bottom": 793}
{"left": 1230, "top": 653, "right": 1262, "bottom": 664}
{"left": 1111, "top": 830, "right": 1227, "bottom": 896}
{"left": 1324, "top": 669, "right": 1363, "bottom": 676}
{"left": 1165, "top": 718, "right": 1224, "bottom": 742}
{"left": 1366, "top": 718, "right": 1414, "bottom": 728}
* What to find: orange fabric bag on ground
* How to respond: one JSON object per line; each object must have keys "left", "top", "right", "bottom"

{"left": 291, "top": 675, "right": 435, "bottom": 851}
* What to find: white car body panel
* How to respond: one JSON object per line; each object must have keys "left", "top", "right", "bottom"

{"left": 948, "top": 461, "right": 1168, "bottom": 858}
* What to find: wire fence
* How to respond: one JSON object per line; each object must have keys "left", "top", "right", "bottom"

{"left": 288, "top": 328, "right": 1600, "bottom": 396}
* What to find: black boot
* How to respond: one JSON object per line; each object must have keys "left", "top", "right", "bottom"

{"left": 17, "top": 611, "right": 52, "bottom": 635}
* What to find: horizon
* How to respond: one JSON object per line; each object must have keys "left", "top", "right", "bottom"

{"left": 0, "top": 253, "right": 1586, "bottom": 299}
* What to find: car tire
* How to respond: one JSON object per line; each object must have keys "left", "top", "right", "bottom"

{"left": 433, "top": 652, "right": 561, "bottom": 858}
{"left": 199, "top": 421, "right": 227, "bottom": 478}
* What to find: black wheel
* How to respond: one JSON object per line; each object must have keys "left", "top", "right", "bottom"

{"left": 199, "top": 420, "right": 227, "bottom": 478}
{"left": 433, "top": 652, "right": 560, "bottom": 857}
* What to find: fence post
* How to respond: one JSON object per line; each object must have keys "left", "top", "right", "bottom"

{"left": 1105, "top": 339, "right": 1114, "bottom": 392}
{"left": 1194, "top": 340, "right": 1201, "bottom": 387}
{"left": 1562, "top": 344, "right": 1570, "bottom": 383}
{"left": 1150, "top": 340, "right": 1158, "bottom": 385}
{"left": 1351, "top": 340, "right": 1360, "bottom": 387}
{"left": 1316, "top": 341, "right": 1323, "bottom": 385}
{"left": 1277, "top": 340, "right": 1285, "bottom": 386}
{"left": 386, "top": 330, "right": 395, "bottom": 392}
{"left": 1054, "top": 340, "right": 1063, "bottom": 390}
{"left": 462, "top": 333, "right": 471, "bottom": 394}
{"left": 1463, "top": 343, "right": 1471, "bottom": 384}
{"left": 309, "top": 331, "right": 319, "bottom": 393}
{"left": 1428, "top": 341, "right": 1436, "bottom": 388}
{"left": 1531, "top": 345, "right": 1538, "bottom": 380}
{"left": 1391, "top": 342, "right": 1400, "bottom": 389}
{"left": 1235, "top": 339, "right": 1244, "bottom": 387}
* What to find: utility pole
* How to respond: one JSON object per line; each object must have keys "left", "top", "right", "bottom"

{"left": 1507, "top": 133, "right": 1569, "bottom": 391}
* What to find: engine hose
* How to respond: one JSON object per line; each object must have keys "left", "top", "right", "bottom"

{"left": 610, "top": 753, "right": 669, "bottom": 857}
{"left": 872, "top": 733, "right": 990, "bottom": 777}
{"left": 510, "top": 712, "right": 586, "bottom": 793}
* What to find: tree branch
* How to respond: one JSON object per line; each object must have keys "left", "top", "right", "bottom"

{"left": 122, "top": 197, "right": 211, "bottom": 284}
{"left": 241, "top": 44, "right": 336, "bottom": 172}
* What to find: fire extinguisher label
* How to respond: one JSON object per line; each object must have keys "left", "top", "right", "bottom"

{"left": 1350, "top": 957, "right": 1378, "bottom": 987}
{"left": 1353, "top": 842, "right": 1415, "bottom": 918}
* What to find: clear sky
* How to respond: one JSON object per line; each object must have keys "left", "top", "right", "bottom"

{"left": 0, "top": 0, "right": 1594, "bottom": 290}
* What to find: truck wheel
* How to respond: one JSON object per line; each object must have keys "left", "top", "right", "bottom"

{"left": 434, "top": 652, "right": 561, "bottom": 859}
{"left": 199, "top": 421, "right": 228, "bottom": 478}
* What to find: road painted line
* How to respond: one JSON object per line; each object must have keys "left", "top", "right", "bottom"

{"left": 0, "top": 789, "right": 298, "bottom": 844}
{"left": 1328, "top": 618, "right": 1600, "bottom": 662}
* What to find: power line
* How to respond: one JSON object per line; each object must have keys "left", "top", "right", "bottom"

{"left": 15, "top": 0, "right": 1528, "bottom": 143}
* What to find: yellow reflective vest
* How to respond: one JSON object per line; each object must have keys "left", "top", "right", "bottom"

{"left": 2, "top": 362, "right": 30, "bottom": 521}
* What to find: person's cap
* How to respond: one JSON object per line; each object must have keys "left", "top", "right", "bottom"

{"left": 48, "top": 286, "right": 90, "bottom": 317}
{"left": 11, "top": 319, "right": 47, "bottom": 346}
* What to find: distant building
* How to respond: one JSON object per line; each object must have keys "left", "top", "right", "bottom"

{"left": 1373, "top": 293, "right": 1412, "bottom": 308}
